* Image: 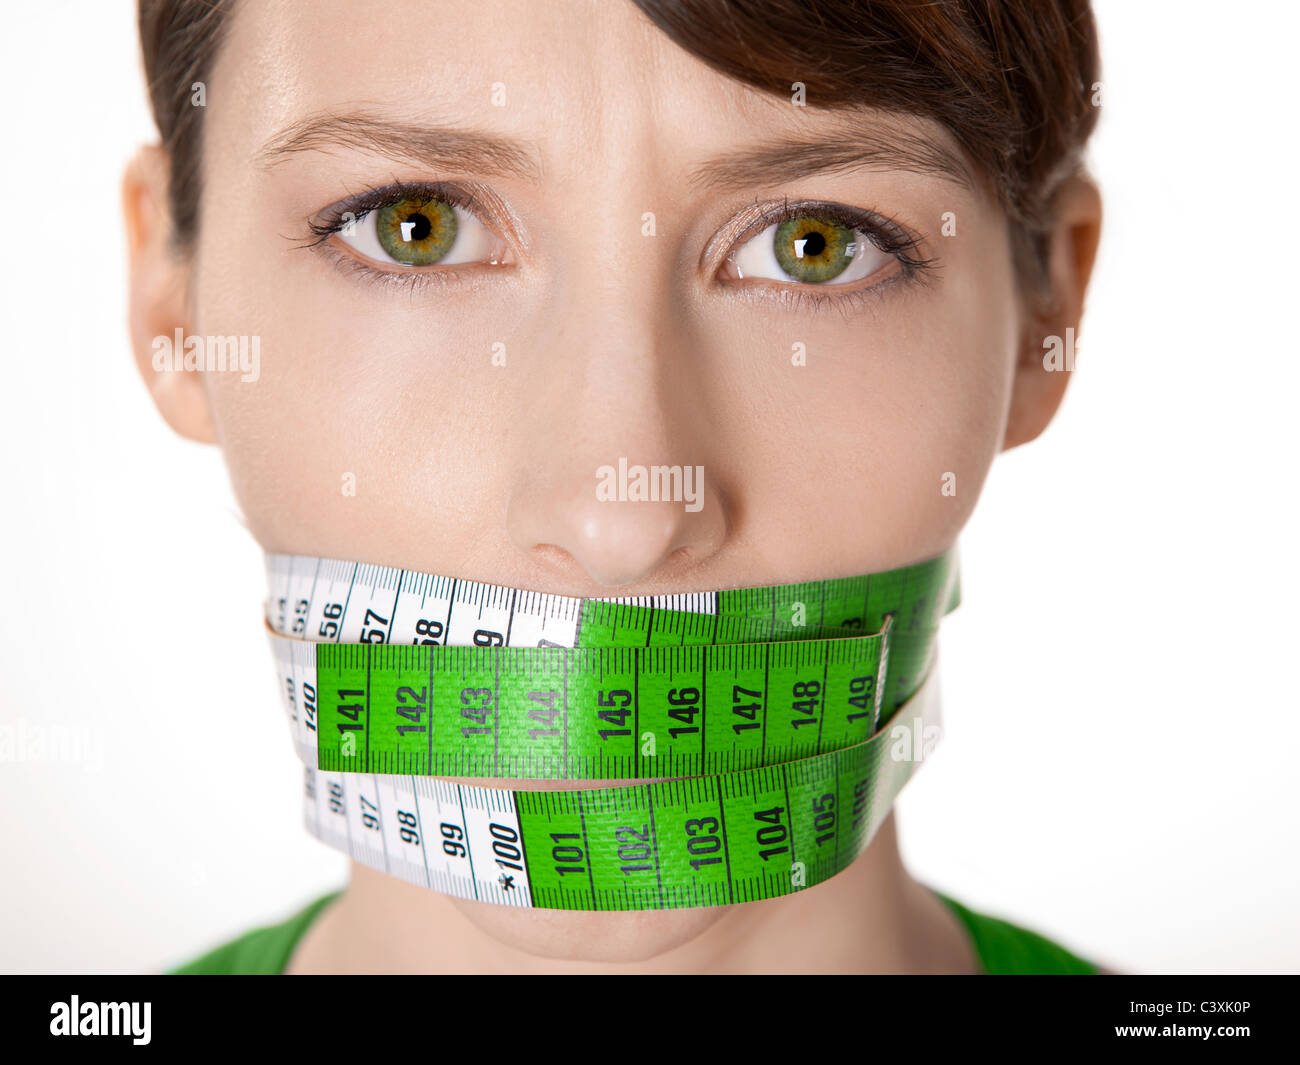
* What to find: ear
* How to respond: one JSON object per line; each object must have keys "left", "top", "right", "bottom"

{"left": 122, "top": 144, "right": 217, "bottom": 444}
{"left": 1001, "top": 173, "right": 1103, "bottom": 451}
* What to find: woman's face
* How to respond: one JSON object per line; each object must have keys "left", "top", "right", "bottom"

{"left": 131, "top": 0, "right": 1080, "bottom": 961}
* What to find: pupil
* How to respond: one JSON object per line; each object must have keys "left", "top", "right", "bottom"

{"left": 407, "top": 212, "right": 432, "bottom": 241}
{"left": 799, "top": 231, "right": 826, "bottom": 257}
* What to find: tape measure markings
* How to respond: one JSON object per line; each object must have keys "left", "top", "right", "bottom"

{"left": 265, "top": 550, "right": 956, "bottom": 780}
{"left": 264, "top": 549, "right": 956, "bottom": 910}
{"left": 296, "top": 634, "right": 889, "bottom": 778}
{"left": 293, "top": 667, "right": 940, "bottom": 911}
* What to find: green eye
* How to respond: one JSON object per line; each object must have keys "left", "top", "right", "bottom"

{"left": 374, "top": 197, "right": 459, "bottom": 265}
{"left": 772, "top": 216, "right": 857, "bottom": 283}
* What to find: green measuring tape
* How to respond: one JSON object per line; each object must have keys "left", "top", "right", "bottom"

{"left": 265, "top": 547, "right": 959, "bottom": 911}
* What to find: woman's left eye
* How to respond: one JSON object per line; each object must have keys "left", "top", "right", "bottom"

{"left": 724, "top": 215, "right": 893, "bottom": 286}
{"left": 335, "top": 195, "right": 510, "bottom": 268}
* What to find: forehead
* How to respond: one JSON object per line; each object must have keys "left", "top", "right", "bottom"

{"left": 213, "top": 0, "right": 973, "bottom": 190}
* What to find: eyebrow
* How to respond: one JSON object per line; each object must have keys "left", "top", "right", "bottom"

{"left": 258, "top": 113, "right": 543, "bottom": 182}
{"left": 258, "top": 111, "right": 972, "bottom": 194}
{"left": 688, "top": 124, "right": 975, "bottom": 194}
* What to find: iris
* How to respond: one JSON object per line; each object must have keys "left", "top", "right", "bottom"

{"left": 375, "top": 197, "right": 459, "bottom": 265}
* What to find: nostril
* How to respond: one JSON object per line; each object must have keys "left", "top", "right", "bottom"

{"left": 529, "top": 543, "right": 573, "bottom": 567}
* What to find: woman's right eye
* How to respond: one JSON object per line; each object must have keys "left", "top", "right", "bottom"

{"left": 335, "top": 195, "right": 510, "bottom": 268}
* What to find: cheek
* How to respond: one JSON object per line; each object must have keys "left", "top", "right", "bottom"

{"left": 842, "top": 274, "right": 1018, "bottom": 558}
{"left": 193, "top": 251, "right": 518, "bottom": 559}
{"left": 695, "top": 274, "right": 1018, "bottom": 572}
{"left": 446, "top": 895, "right": 729, "bottom": 963}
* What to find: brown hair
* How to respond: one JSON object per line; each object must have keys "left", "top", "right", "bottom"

{"left": 138, "top": 0, "right": 232, "bottom": 254}
{"left": 139, "top": 0, "right": 1099, "bottom": 285}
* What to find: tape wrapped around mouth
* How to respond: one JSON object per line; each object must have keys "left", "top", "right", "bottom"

{"left": 260, "top": 547, "right": 959, "bottom": 911}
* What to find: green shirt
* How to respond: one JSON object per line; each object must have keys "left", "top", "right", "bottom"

{"left": 167, "top": 887, "right": 1097, "bottom": 974}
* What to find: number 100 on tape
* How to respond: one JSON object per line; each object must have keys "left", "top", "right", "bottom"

{"left": 300, "top": 675, "right": 929, "bottom": 911}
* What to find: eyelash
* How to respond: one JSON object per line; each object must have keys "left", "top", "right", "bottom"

{"left": 303, "top": 180, "right": 486, "bottom": 249}
{"left": 301, "top": 182, "right": 937, "bottom": 306}
{"left": 725, "top": 196, "right": 938, "bottom": 311}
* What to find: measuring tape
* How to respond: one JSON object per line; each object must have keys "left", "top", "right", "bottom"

{"left": 263, "top": 548, "right": 959, "bottom": 910}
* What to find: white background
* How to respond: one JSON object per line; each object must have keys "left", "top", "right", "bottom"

{"left": 1, "top": 0, "right": 1296, "bottom": 974}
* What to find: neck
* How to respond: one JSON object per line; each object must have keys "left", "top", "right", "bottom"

{"left": 286, "top": 811, "right": 978, "bottom": 974}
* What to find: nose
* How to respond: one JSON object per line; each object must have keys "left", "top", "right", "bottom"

{"left": 509, "top": 471, "right": 725, "bottom": 589}
{"left": 504, "top": 269, "right": 726, "bottom": 589}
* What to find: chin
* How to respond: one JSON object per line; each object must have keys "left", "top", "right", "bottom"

{"left": 447, "top": 896, "right": 731, "bottom": 964}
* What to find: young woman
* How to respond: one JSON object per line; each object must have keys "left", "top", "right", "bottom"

{"left": 125, "top": 0, "right": 1104, "bottom": 974}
